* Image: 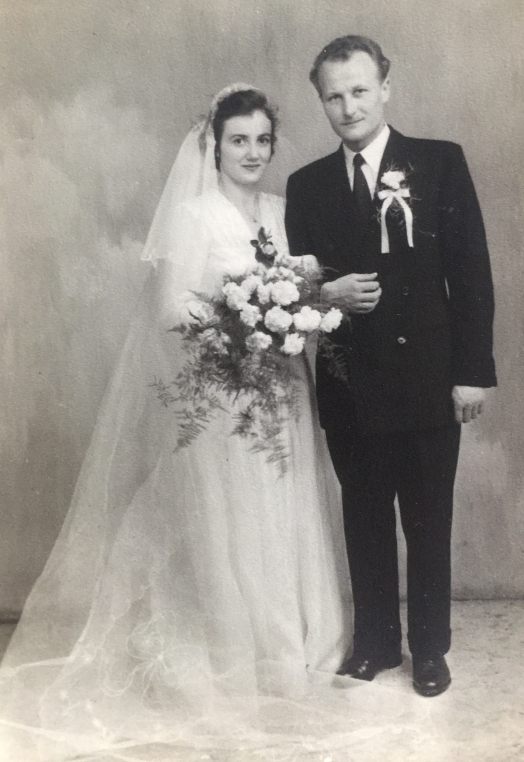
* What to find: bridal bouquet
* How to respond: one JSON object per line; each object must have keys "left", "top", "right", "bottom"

{"left": 153, "top": 229, "right": 346, "bottom": 474}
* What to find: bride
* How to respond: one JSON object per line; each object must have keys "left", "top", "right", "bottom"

{"left": 0, "top": 84, "right": 351, "bottom": 761}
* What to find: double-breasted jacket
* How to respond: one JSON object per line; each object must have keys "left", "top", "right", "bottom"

{"left": 285, "top": 127, "right": 497, "bottom": 432}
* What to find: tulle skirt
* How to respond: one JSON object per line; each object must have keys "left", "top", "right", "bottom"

{"left": 0, "top": 274, "right": 354, "bottom": 761}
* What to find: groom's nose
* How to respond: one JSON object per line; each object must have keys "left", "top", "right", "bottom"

{"left": 341, "top": 95, "right": 357, "bottom": 118}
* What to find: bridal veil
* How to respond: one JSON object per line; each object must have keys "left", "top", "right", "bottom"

{"left": 0, "top": 84, "right": 356, "bottom": 762}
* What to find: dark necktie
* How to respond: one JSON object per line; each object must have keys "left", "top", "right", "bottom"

{"left": 353, "top": 153, "right": 374, "bottom": 221}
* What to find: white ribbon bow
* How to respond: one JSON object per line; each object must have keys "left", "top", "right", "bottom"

{"left": 377, "top": 187, "right": 414, "bottom": 253}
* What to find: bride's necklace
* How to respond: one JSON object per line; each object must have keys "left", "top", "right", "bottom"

{"left": 234, "top": 192, "right": 260, "bottom": 229}
{"left": 218, "top": 179, "right": 261, "bottom": 230}
{"left": 248, "top": 192, "right": 261, "bottom": 227}
{"left": 251, "top": 193, "right": 260, "bottom": 225}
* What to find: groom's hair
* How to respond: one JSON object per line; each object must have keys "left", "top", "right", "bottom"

{"left": 310, "top": 35, "right": 390, "bottom": 93}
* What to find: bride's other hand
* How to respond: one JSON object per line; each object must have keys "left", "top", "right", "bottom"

{"left": 300, "top": 254, "right": 321, "bottom": 276}
{"left": 179, "top": 299, "right": 213, "bottom": 326}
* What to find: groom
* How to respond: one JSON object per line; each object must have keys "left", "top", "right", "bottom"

{"left": 285, "top": 35, "right": 496, "bottom": 696}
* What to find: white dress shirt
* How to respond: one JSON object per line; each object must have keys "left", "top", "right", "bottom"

{"left": 343, "top": 124, "right": 390, "bottom": 197}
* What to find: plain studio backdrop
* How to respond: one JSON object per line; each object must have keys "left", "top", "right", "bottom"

{"left": 0, "top": 0, "right": 523, "bottom": 618}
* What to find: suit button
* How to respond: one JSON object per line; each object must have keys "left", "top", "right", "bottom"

{"left": 402, "top": 286, "right": 409, "bottom": 296}
{"left": 397, "top": 336, "right": 407, "bottom": 345}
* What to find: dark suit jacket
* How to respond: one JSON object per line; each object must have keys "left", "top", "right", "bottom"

{"left": 285, "top": 127, "right": 497, "bottom": 433}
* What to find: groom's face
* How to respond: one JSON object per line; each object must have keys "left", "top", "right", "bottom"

{"left": 317, "top": 51, "right": 390, "bottom": 152}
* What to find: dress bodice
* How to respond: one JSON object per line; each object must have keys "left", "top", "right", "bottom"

{"left": 159, "top": 190, "right": 289, "bottom": 324}
{"left": 190, "top": 190, "right": 288, "bottom": 292}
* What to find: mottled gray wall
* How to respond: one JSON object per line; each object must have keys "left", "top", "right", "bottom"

{"left": 1, "top": 0, "right": 523, "bottom": 616}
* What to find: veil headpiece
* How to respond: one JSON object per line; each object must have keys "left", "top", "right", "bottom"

{"left": 142, "top": 83, "right": 261, "bottom": 263}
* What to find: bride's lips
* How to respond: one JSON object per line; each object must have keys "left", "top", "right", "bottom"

{"left": 242, "top": 164, "right": 262, "bottom": 170}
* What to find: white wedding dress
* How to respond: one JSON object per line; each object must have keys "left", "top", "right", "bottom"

{"left": 0, "top": 188, "right": 353, "bottom": 761}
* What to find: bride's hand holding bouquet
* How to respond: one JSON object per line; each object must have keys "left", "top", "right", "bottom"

{"left": 154, "top": 227, "right": 345, "bottom": 473}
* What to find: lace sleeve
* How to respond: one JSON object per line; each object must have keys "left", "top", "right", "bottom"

{"left": 155, "top": 200, "right": 211, "bottom": 328}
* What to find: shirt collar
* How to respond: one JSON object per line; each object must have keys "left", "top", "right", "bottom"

{"left": 343, "top": 124, "right": 391, "bottom": 176}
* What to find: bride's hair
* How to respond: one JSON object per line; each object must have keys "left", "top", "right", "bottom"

{"left": 212, "top": 89, "right": 278, "bottom": 170}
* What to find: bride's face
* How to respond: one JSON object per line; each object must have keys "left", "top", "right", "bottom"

{"left": 218, "top": 110, "right": 272, "bottom": 187}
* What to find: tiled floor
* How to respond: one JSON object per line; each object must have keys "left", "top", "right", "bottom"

{"left": 1, "top": 601, "right": 523, "bottom": 761}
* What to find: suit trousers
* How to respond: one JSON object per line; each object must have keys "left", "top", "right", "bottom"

{"left": 325, "top": 422, "right": 461, "bottom": 660}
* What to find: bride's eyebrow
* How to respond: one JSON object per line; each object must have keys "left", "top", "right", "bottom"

{"left": 228, "top": 132, "right": 271, "bottom": 139}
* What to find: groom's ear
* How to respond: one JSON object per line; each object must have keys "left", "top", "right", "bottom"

{"left": 381, "top": 77, "right": 391, "bottom": 104}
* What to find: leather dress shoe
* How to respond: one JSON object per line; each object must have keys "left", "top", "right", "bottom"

{"left": 412, "top": 655, "right": 451, "bottom": 697}
{"left": 336, "top": 653, "right": 402, "bottom": 681}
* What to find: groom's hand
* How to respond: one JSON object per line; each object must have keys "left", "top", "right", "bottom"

{"left": 451, "top": 385, "right": 486, "bottom": 423}
{"left": 320, "top": 273, "right": 381, "bottom": 314}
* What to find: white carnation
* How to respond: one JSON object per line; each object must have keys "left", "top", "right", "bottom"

{"left": 293, "top": 306, "right": 322, "bottom": 332}
{"left": 239, "top": 304, "right": 262, "bottom": 327}
{"left": 281, "top": 333, "right": 306, "bottom": 356}
{"left": 228, "top": 292, "right": 249, "bottom": 311}
{"left": 223, "top": 282, "right": 248, "bottom": 311}
{"left": 240, "top": 274, "right": 263, "bottom": 297}
{"left": 276, "top": 266, "right": 294, "bottom": 280}
{"left": 270, "top": 280, "right": 300, "bottom": 306}
{"left": 245, "top": 331, "right": 273, "bottom": 352}
{"left": 320, "top": 308, "right": 343, "bottom": 333}
{"left": 381, "top": 170, "right": 405, "bottom": 190}
{"left": 257, "top": 283, "right": 271, "bottom": 304}
{"left": 223, "top": 281, "right": 242, "bottom": 297}
{"left": 264, "top": 306, "right": 294, "bottom": 333}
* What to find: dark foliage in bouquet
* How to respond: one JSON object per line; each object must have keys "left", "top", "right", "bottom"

{"left": 151, "top": 228, "right": 347, "bottom": 475}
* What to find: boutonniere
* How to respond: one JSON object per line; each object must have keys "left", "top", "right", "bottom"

{"left": 377, "top": 169, "right": 414, "bottom": 253}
